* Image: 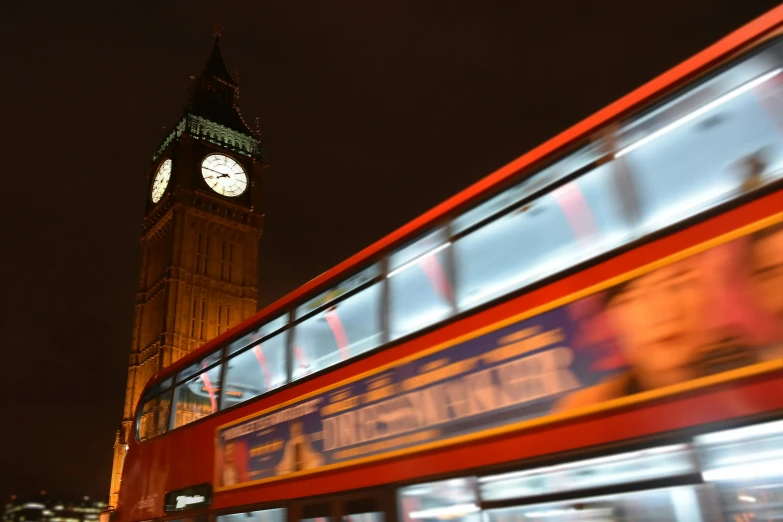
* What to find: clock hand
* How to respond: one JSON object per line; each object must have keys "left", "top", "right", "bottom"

{"left": 203, "top": 166, "right": 224, "bottom": 175}
{"left": 204, "top": 166, "right": 231, "bottom": 178}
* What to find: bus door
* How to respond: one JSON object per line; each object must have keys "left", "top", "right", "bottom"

{"left": 291, "top": 489, "right": 394, "bottom": 522}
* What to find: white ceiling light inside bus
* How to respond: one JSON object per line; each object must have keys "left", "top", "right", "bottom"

{"left": 479, "top": 444, "right": 691, "bottom": 484}
{"left": 615, "top": 68, "right": 783, "bottom": 158}
{"left": 523, "top": 508, "right": 602, "bottom": 519}
{"left": 694, "top": 418, "right": 783, "bottom": 445}
{"left": 702, "top": 458, "right": 783, "bottom": 482}
{"left": 408, "top": 504, "right": 479, "bottom": 519}
{"left": 696, "top": 420, "right": 783, "bottom": 482}
{"left": 387, "top": 242, "right": 451, "bottom": 278}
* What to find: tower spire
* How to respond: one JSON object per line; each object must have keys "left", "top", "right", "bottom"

{"left": 202, "top": 27, "right": 236, "bottom": 86}
{"left": 182, "top": 27, "right": 253, "bottom": 135}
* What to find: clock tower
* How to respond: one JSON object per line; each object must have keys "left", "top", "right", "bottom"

{"left": 108, "top": 30, "right": 265, "bottom": 508}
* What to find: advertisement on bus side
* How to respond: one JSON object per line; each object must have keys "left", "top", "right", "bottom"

{"left": 215, "top": 217, "right": 783, "bottom": 490}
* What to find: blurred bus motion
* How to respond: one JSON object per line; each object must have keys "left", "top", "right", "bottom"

{"left": 113, "top": 4, "right": 783, "bottom": 522}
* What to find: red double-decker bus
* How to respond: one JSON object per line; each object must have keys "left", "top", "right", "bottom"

{"left": 115, "top": 5, "right": 783, "bottom": 522}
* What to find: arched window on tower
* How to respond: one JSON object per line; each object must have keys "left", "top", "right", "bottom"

{"left": 200, "top": 298, "right": 208, "bottom": 340}
{"left": 203, "top": 236, "right": 211, "bottom": 276}
{"left": 217, "top": 304, "right": 223, "bottom": 336}
{"left": 229, "top": 243, "right": 234, "bottom": 281}
{"left": 195, "top": 233, "right": 203, "bottom": 275}
{"left": 221, "top": 240, "right": 234, "bottom": 282}
{"left": 190, "top": 295, "right": 198, "bottom": 339}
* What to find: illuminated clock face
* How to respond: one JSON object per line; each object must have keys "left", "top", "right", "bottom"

{"left": 201, "top": 154, "right": 248, "bottom": 197}
{"left": 151, "top": 159, "right": 172, "bottom": 203}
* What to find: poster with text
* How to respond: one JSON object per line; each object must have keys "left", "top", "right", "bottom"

{"left": 216, "top": 220, "right": 783, "bottom": 489}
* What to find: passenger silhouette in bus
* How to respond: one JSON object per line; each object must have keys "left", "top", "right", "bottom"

{"left": 736, "top": 149, "right": 768, "bottom": 193}
{"left": 274, "top": 421, "right": 324, "bottom": 475}
{"left": 555, "top": 258, "right": 714, "bottom": 409}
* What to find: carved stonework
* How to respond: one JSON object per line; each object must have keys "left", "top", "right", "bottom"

{"left": 151, "top": 114, "right": 262, "bottom": 162}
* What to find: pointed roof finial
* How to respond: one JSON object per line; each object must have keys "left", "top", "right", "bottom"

{"left": 200, "top": 26, "right": 236, "bottom": 86}
{"left": 181, "top": 25, "right": 254, "bottom": 137}
{"left": 213, "top": 22, "right": 224, "bottom": 37}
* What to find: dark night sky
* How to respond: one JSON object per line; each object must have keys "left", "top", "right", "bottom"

{"left": 0, "top": 0, "right": 778, "bottom": 502}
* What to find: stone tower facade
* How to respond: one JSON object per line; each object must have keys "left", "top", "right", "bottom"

{"left": 108, "top": 32, "right": 264, "bottom": 508}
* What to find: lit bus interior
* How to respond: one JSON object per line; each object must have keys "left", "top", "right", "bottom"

{"left": 399, "top": 420, "right": 783, "bottom": 521}
{"left": 200, "top": 420, "right": 783, "bottom": 521}
{"left": 137, "top": 34, "right": 783, "bottom": 443}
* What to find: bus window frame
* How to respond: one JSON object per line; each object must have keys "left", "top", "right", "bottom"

{"left": 133, "top": 30, "right": 783, "bottom": 446}
{"left": 206, "top": 488, "right": 395, "bottom": 522}
{"left": 211, "top": 501, "right": 289, "bottom": 520}
{"left": 225, "top": 314, "right": 291, "bottom": 357}
{"left": 290, "top": 487, "right": 396, "bottom": 522}
{"left": 136, "top": 384, "right": 175, "bottom": 443}
{"left": 290, "top": 272, "right": 384, "bottom": 328}
{"left": 166, "top": 353, "right": 226, "bottom": 433}
{"left": 220, "top": 312, "right": 294, "bottom": 410}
